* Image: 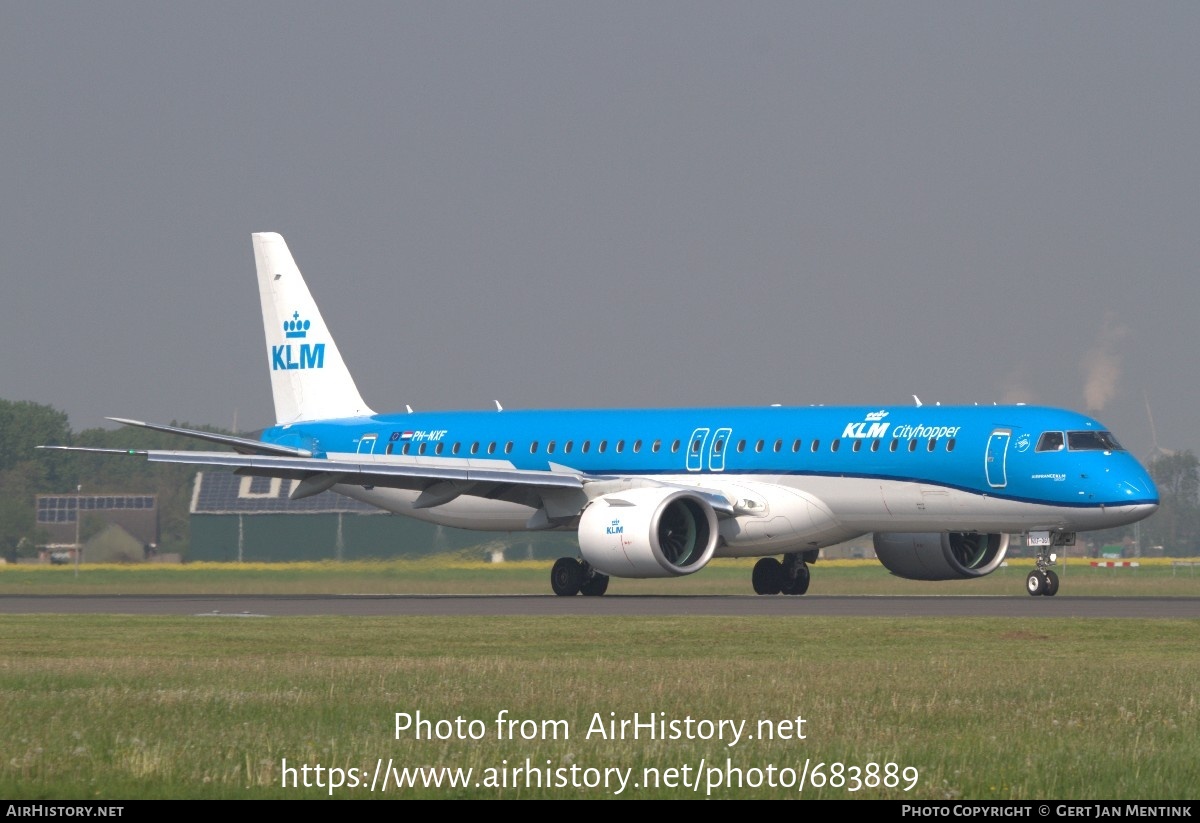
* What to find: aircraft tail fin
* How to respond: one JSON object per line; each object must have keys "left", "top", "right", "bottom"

{"left": 253, "top": 232, "right": 375, "bottom": 424}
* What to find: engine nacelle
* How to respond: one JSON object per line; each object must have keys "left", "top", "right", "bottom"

{"left": 578, "top": 487, "right": 719, "bottom": 578}
{"left": 873, "top": 532, "right": 1010, "bottom": 581}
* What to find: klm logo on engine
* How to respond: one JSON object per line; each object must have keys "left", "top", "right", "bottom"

{"left": 842, "top": 410, "right": 890, "bottom": 439}
{"left": 272, "top": 311, "right": 325, "bottom": 371}
{"left": 606, "top": 519, "right": 623, "bottom": 535}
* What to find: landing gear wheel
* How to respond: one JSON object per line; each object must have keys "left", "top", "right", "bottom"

{"left": 782, "top": 563, "right": 810, "bottom": 595}
{"left": 551, "top": 557, "right": 584, "bottom": 596}
{"left": 580, "top": 573, "right": 610, "bottom": 596}
{"left": 1026, "top": 569, "right": 1047, "bottom": 597}
{"left": 752, "top": 557, "right": 784, "bottom": 595}
{"left": 1043, "top": 569, "right": 1060, "bottom": 597}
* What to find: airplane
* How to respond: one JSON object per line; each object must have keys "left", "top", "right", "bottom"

{"left": 42, "top": 233, "right": 1159, "bottom": 597}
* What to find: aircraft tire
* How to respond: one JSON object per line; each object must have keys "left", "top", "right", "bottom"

{"left": 1026, "top": 570, "right": 1046, "bottom": 597}
{"left": 782, "top": 564, "right": 810, "bottom": 595}
{"left": 551, "top": 557, "right": 584, "bottom": 596}
{"left": 580, "top": 574, "right": 610, "bottom": 596}
{"left": 1043, "top": 569, "right": 1060, "bottom": 597}
{"left": 752, "top": 557, "right": 784, "bottom": 596}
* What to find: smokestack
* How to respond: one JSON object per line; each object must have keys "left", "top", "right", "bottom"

{"left": 1082, "top": 312, "right": 1129, "bottom": 412}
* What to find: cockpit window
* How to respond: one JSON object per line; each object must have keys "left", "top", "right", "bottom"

{"left": 1067, "top": 431, "right": 1125, "bottom": 451}
{"left": 1036, "top": 432, "right": 1065, "bottom": 452}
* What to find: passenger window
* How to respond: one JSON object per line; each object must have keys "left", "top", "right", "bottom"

{"left": 418, "top": 443, "right": 427, "bottom": 455}
{"left": 599, "top": 440, "right": 607, "bottom": 453}
{"left": 488, "top": 442, "right": 497, "bottom": 455}
{"left": 1037, "top": 432, "right": 1065, "bottom": 452}
{"left": 616, "top": 440, "right": 625, "bottom": 453}
{"left": 452, "top": 442, "right": 461, "bottom": 455}
{"left": 633, "top": 439, "right": 642, "bottom": 453}
{"left": 737, "top": 440, "right": 746, "bottom": 453}
{"left": 755, "top": 440, "right": 764, "bottom": 453}
{"left": 385, "top": 443, "right": 393, "bottom": 455}
{"left": 652, "top": 439, "right": 661, "bottom": 453}
{"left": 564, "top": 441, "right": 573, "bottom": 454}
{"left": 889, "top": 439, "right": 898, "bottom": 452}
{"left": 692, "top": 439, "right": 702, "bottom": 453}
{"left": 852, "top": 440, "right": 861, "bottom": 452}
{"left": 870, "top": 440, "right": 880, "bottom": 452}
{"left": 714, "top": 440, "right": 723, "bottom": 453}
{"left": 908, "top": 439, "right": 917, "bottom": 452}
{"left": 831, "top": 439, "right": 840, "bottom": 452}
{"left": 671, "top": 440, "right": 680, "bottom": 453}
{"left": 435, "top": 443, "right": 444, "bottom": 455}
{"left": 774, "top": 439, "right": 783, "bottom": 453}
{"left": 504, "top": 442, "right": 513, "bottom": 454}
{"left": 811, "top": 440, "right": 820, "bottom": 452}
{"left": 946, "top": 438, "right": 955, "bottom": 452}
{"left": 792, "top": 439, "right": 802, "bottom": 452}
{"left": 547, "top": 441, "right": 556, "bottom": 454}
{"left": 582, "top": 441, "right": 590, "bottom": 453}
{"left": 470, "top": 442, "right": 479, "bottom": 455}
{"left": 927, "top": 438, "right": 936, "bottom": 452}
{"left": 530, "top": 441, "right": 539, "bottom": 454}
{"left": 402, "top": 443, "right": 411, "bottom": 455}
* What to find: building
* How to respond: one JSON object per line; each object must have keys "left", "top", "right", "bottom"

{"left": 36, "top": 493, "right": 159, "bottom": 562}
{"left": 188, "top": 472, "right": 576, "bottom": 561}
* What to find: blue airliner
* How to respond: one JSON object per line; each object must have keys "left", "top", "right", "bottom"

{"left": 49, "top": 233, "right": 1159, "bottom": 597}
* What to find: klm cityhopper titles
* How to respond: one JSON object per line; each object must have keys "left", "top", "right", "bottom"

{"left": 42, "top": 233, "right": 1159, "bottom": 597}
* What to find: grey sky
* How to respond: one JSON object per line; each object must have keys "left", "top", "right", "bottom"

{"left": 2, "top": 3, "right": 1197, "bottom": 460}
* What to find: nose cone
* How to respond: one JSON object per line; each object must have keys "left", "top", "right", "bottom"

{"left": 1127, "top": 461, "right": 1159, "bottom": 504}
{"left": 1111, "top": 461, "right": 1159, "bottom": 523}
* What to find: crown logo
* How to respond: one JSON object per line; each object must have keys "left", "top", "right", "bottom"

{"left": 284, "top": 311, "right": 311, "bottom": 339}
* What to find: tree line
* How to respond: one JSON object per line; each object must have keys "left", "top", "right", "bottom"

{"left": 0, "top": 398, "right": 227, "bottom": 559}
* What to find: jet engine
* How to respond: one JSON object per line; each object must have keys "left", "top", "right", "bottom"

{"left": 578, "top": 487, "right": 719, "bottom": 578}
{"left": 872, "top": 532, "right": 1009, "bottom": 580}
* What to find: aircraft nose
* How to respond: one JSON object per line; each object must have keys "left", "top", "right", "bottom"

{"left": 1113, "top": 464, "right": 1158, "bottom": 516}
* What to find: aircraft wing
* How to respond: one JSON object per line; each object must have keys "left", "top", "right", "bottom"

{"left": 40, "top": 443, "right": 735, "bottom": 517}
{"left": 39, "top": 420, "right": 736, "bottom": 516}
{"left": 41, "top": 444, "right": 583, "bottom": 496}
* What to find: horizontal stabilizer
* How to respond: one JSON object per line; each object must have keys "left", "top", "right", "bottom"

{"left": 105, "top": 418, "right": 313, "bottom": 457}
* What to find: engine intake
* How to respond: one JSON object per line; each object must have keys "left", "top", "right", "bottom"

{"left": 873, "top": 532, "right": 1009, "bottom": 581}
{"left": 578, "top": 488, "right": 719, "bottom": 578}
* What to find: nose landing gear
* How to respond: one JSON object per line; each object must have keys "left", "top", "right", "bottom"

{"left": 1026, "top": 533, "right": 1064, "bottom": 596}
{"left": 1026, "top": 567, "right": 1060, "bottom": 596}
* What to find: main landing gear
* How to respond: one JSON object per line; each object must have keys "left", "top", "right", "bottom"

{"left": 752, "top": 552, "right": 812, "bottom": 595}
{"left": 551, "top": 557, "right": 609, "bottom": 596}
{"left": 1026, "top": 538, "right": 1061, "bottom": 597}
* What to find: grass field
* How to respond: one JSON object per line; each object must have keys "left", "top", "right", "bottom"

{"left": 1, "top": 559, "right": 1198, "bottom": 800}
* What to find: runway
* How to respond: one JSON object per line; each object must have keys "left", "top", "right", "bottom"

{"left": 2, "top": 594, "right": 1197, "bottom": 617}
